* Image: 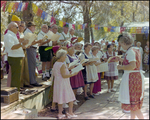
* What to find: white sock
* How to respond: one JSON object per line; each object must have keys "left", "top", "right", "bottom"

{"left": 42, "top": 73, "right": 46, "bottom": 78}
{"left": 46, "top": 71, "right": 50, "bottom": 77}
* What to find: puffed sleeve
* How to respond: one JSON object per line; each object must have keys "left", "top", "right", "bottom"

{"left": 126, "top": 49, "right": 136, "bottom": 62}
{"left": 65, "top": 56, "right": 70, "bottom": 64}
{"left": 103, "top": 53, "right": 107, "bottom": 59}
{"left": 78, "top": 53, "right": 85, "bottom": 61}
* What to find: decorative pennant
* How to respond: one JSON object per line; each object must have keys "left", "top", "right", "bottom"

{"left": 136, "top": 27, "right": 142, "bottom": 34}
{"left": 120, "top": 27, "right": 126, "bottom": 33}
{"left": 75, "top": 24, "right": 78, "bottom": 30}
{"left": 130, "top": 27, "right": 136, "bottom": 33}
{"left": 32, "top": 3, "right": 38, "bottom": 14}
{"left": 80, "top": 24, "right": 83, "bottom": 29}
{"left": 2, "top": 1, "right": 7, "bottom": 12}
{"left": 1, "top": 1, "right": 7, "bottom": 8}
{"left": 23, "top": 2, "right": 29, "bottom": 11}
{"left": 110, "top": 26, "right": 116, "bottom": 32}
{"left": 41, "top": 11, "right": 46, "bottom": 20}
{"left": 21, "top": 2, "right": 26, "bottom": 11}
{"left": 69, "top": 23, "right": 72, "bottom": 29}
{"left": 12, "top": 2, "right": 19, "bottom": 12}
{"left": 17, "top": 2, "right": 22, "bottom": 12}
{"left": 63, "top": 22, "right": 66, "bottom": 26}
{"left": 50, "top": 16, "right": 56, "bottom": 26}
{"left": 115, "top": 27, "right": 120, "bottom": 32}
{"left": 45, "top": 12, "right": 48, "bottom": 20}
{"left": 77, "top": 24, "right": 80, "bottom": 30}
{"left": 27, "top": 1, "right": 32, "bottom": 10}
{"left": 90, "top": 24, "right": 95, "bottom": 28}
{"left": 7, "top": 2, "right": 15, "bottom": 13}
{"left": 37, "top": 8, "right": 43, "bottom": 17}
{"left": 59, "top": 20, "right": 63, "bottom": 27}
{"left": 72, "top": 24, "right": 75, "bottom": 30}
{"left": 107, "top": 26, "right": 111, "bottom": 32}
{"left": 82, "top": 24, "right": 85, "bottom": 29}
{"left": 103, "top": 27, "right": 108, "bottom": 32}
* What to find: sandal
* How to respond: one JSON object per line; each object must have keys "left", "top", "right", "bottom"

{"left": 58, "top": 114, "right": 66, "bottom": 119}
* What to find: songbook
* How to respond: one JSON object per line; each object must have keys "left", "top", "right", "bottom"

{"left": 71, "top": 63, "right": 84, "bottom": 74}
{"left": 68, "top": 60, "right": 79, "bottom": 68}
{"left": 24, "top": 33, "right": 37, "bottom": 47}
{"left": 88, "top": 58, "right": 99, "bottom": 62}
{"left": 107, "top": 55, "right": 123, "bottom": 63}
{"left": 80, "top": 59, "right": 89, "bottom": 64}
{"left": 99, "top": 62, "right": 108, "bottom": 72}
{"left": 45, "top": 31, "right": 61, "bottom": 41}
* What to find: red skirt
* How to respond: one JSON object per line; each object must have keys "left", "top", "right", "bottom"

{"left": 70, "top": 71, "right": 85, "bottom": 89}
{"left": 93, "top": 73, "right": 101, "bottom": 94}
{"left": 121, "top": 72, "right": 144, "bottom": 111}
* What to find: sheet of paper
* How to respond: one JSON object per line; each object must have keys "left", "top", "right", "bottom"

{"left": 99, "top": 62, "right": 108, "bottom": 72}
{"left": 46, "top": 31, "right": 61, "bottom": 41}
{"left": 68, "top": 60, "right": 79, "bottom": 68}
{"left": 24, "top": 33, "right": 37, "bottom": 47}
{"left": 80, "top": 59, "right": 89, "bottom": 64}
{"left": 71, "top": 64, "right": 84, "bottom": 74}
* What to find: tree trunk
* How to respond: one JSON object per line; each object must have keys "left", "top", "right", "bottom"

{"left": 83, "top": 3, "right": 90, "bottom": 43}
{"left": 90, "top": 20, "right": 94, "bottom": 44}
{"left": 22, "top": 1, "right": 33, "bottom": 25}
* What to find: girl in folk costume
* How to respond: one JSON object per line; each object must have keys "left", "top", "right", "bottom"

{"left": 52, "top": 49, "right": 78, "bottom": 119}
{"left": 143, "top": 40, "right": 149, "bottom": 72}
{"left": 104, "top": 44, "right": 118, "bottom": 93}
{"left": 78, "top": 43, "right": 98, "bottom": 100}
{"left": 91, "top": 46, "right": 102, "bottom": 95}
{"left": 117, "top": 32, "right": 145, "bottom": 119}
{"left": 66, "top": 43, "right": 85, "bottom": 105}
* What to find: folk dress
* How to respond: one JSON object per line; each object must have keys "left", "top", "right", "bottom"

{"left": 53, "top": 62, "right": 76, "bottom": 104}
{"left": 92, "top": 54, "right": 101, "bottom": 94}
{"left": 104, "top": 51, "right": 118, "bottom": 80}
{"left": 79, "top": 52, "right": 98, "bottom": 84}
{"left": 66, "top": 54, "right": 85, "bottom": 89}
{"left": 143, "top": 45, "right": 149, "bottom": 64}
{"left": 118, "top": 47, "right": 145, "bottom": 111}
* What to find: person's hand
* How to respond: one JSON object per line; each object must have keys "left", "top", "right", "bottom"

{"left": 117, "top": 65, "right": 123, "bottom": 70}
{"left": 19, "top": 38, "right": 24, "bottom": 42}
{"left": 47, "top": 39, "right": 51, "bottom": 42}
{"left": 22, "top": 39, "right": 29, "bottom": 46}
{"left": 37, "top": 39, "right": 43, "bottom": 43}
{"left": 22, "top": 45, "right": 26, "bottom": 49}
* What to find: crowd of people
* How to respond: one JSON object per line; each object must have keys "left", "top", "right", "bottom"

{"left": 1, "top": 15, "right": 149, "bottom": 119}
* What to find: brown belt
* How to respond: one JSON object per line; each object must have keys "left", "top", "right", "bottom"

{"left": 30, "top": 46, "right": 37, "bottom": 49}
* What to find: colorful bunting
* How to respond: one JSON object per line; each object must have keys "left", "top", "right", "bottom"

{"left": 107, "top": 26, "right": 111, "bottom": 32}
{"left": 41, "top": 11, "right": 46, "bottom": 20}
{"left": 1, "top": 1, "right": 7, "bottom": 8}
{"left": 2, "top": 1, "right": 7, "bottom": 12}
{"left": 104, "top": 27, "right": 108, "bottom": 32}
{"left": 32, "top": 3, "right": 38, "bottom": 14}
{"left": 110, "top": 26, "right": 116, "bottom": 32}
{"left": 72, "top": 24, "right": 75, "bottom": 30}
{"left": 23, "top": 2, "right": 28, "bottom": 11}
{"left": 120, "top": 27, "right": 126, "bottom": 33}
{"left": 12, "top": 2, "right": 19, "bottom": 12}
{"left": 7, "top": 2, "right": 15, "bottom": 13}
{"left": 59, "top": 20, "right": 63, "bottom": 27}
{"left": 17, "top": 2, "right": 22, "bottom": 12}
{"left": 37, "top": 8, "right": 43, "bottom": 17}
{"left": 136, "top": 27, "right": 142, "bottom": 34}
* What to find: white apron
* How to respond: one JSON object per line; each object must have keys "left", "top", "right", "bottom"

{"left": 118, "top": 70, "right": 145, "bottom": 104}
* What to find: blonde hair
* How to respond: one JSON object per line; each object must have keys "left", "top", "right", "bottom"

{"left": 56, "top": 49, "right": 67, "bottom": 59}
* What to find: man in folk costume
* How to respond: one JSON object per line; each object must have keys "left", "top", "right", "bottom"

{"left": 4, "top": 22, "right": 29, "bottom": 91}
{"left": 38, "top": 24, "right": 51, "bottom": 81}
{"left": 58, "top": 24, "right": 70, "bottom": 45}
{"left": 24, "top": 22, "right": 43, "bottom": 87}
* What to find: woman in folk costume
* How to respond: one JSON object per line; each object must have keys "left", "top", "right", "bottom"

{"left": 104, "top": 44, "right": 118, "bottom": 93}
{"left": 91, "top": 46, "right": 102, "bottom": 95}
{"left": 117, "top": 32, "right": 145, "bottom": 119}
{"left": 78, "top": 43, "right": 98, "bottom": 100}
{"left": 65, "top": 43, "right": 85, "bottom": 105}
{"left": 52, "top": 49, "right": 78, "bottom": 119}
{"left": 143, "top": 40, "right": 149, "bottom": 72}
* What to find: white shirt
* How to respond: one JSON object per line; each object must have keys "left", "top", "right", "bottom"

{"left": 58, "top": 31, "right": 70, "bottom": 42}
{"left": 4, "top": 30, "right": 25, "bottom": 57}
{"left": 24, "top": 28, "right": 38, "bottom": 47}
{"left": 97, "top": 50, "right": 103, "bottom": 59}
{"left": 19, "top": 32, "right": 24, "bottom": 38}
{"left": 37, "top": 31, "right": 52, "bottom": 46}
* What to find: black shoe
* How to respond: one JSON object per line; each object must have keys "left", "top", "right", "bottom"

{"left": 31, "top": 83, "right": 42, "bottom": 87}
{"left": 20, "top": 87, "right": 26, "bottom": 91}
{"left": 84, "top": 96, "right": 90, "bottom": 100}
{"left": 24, "top": 84, "right": 34, "bottom": 88}
{"left": 46, "top": 77, "right": 50, "bottom": 79}
{"left": 51, "top": 108, "right": 58, "bottom": 112}
{"left": 42, "top": 77, "right": 47, "bottom": 81}
{"left": 89, "top": 94, "right": 95, "bottom": 98}
{"left": 62, "top": 109, "right": 66, "bottom": 114}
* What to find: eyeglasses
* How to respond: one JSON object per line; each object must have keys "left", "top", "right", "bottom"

{"left": 20, "top": 25, "right": 25, "bottom": 28}
{"left": 13, "top": 26, "right": 19, "bottom": 29}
